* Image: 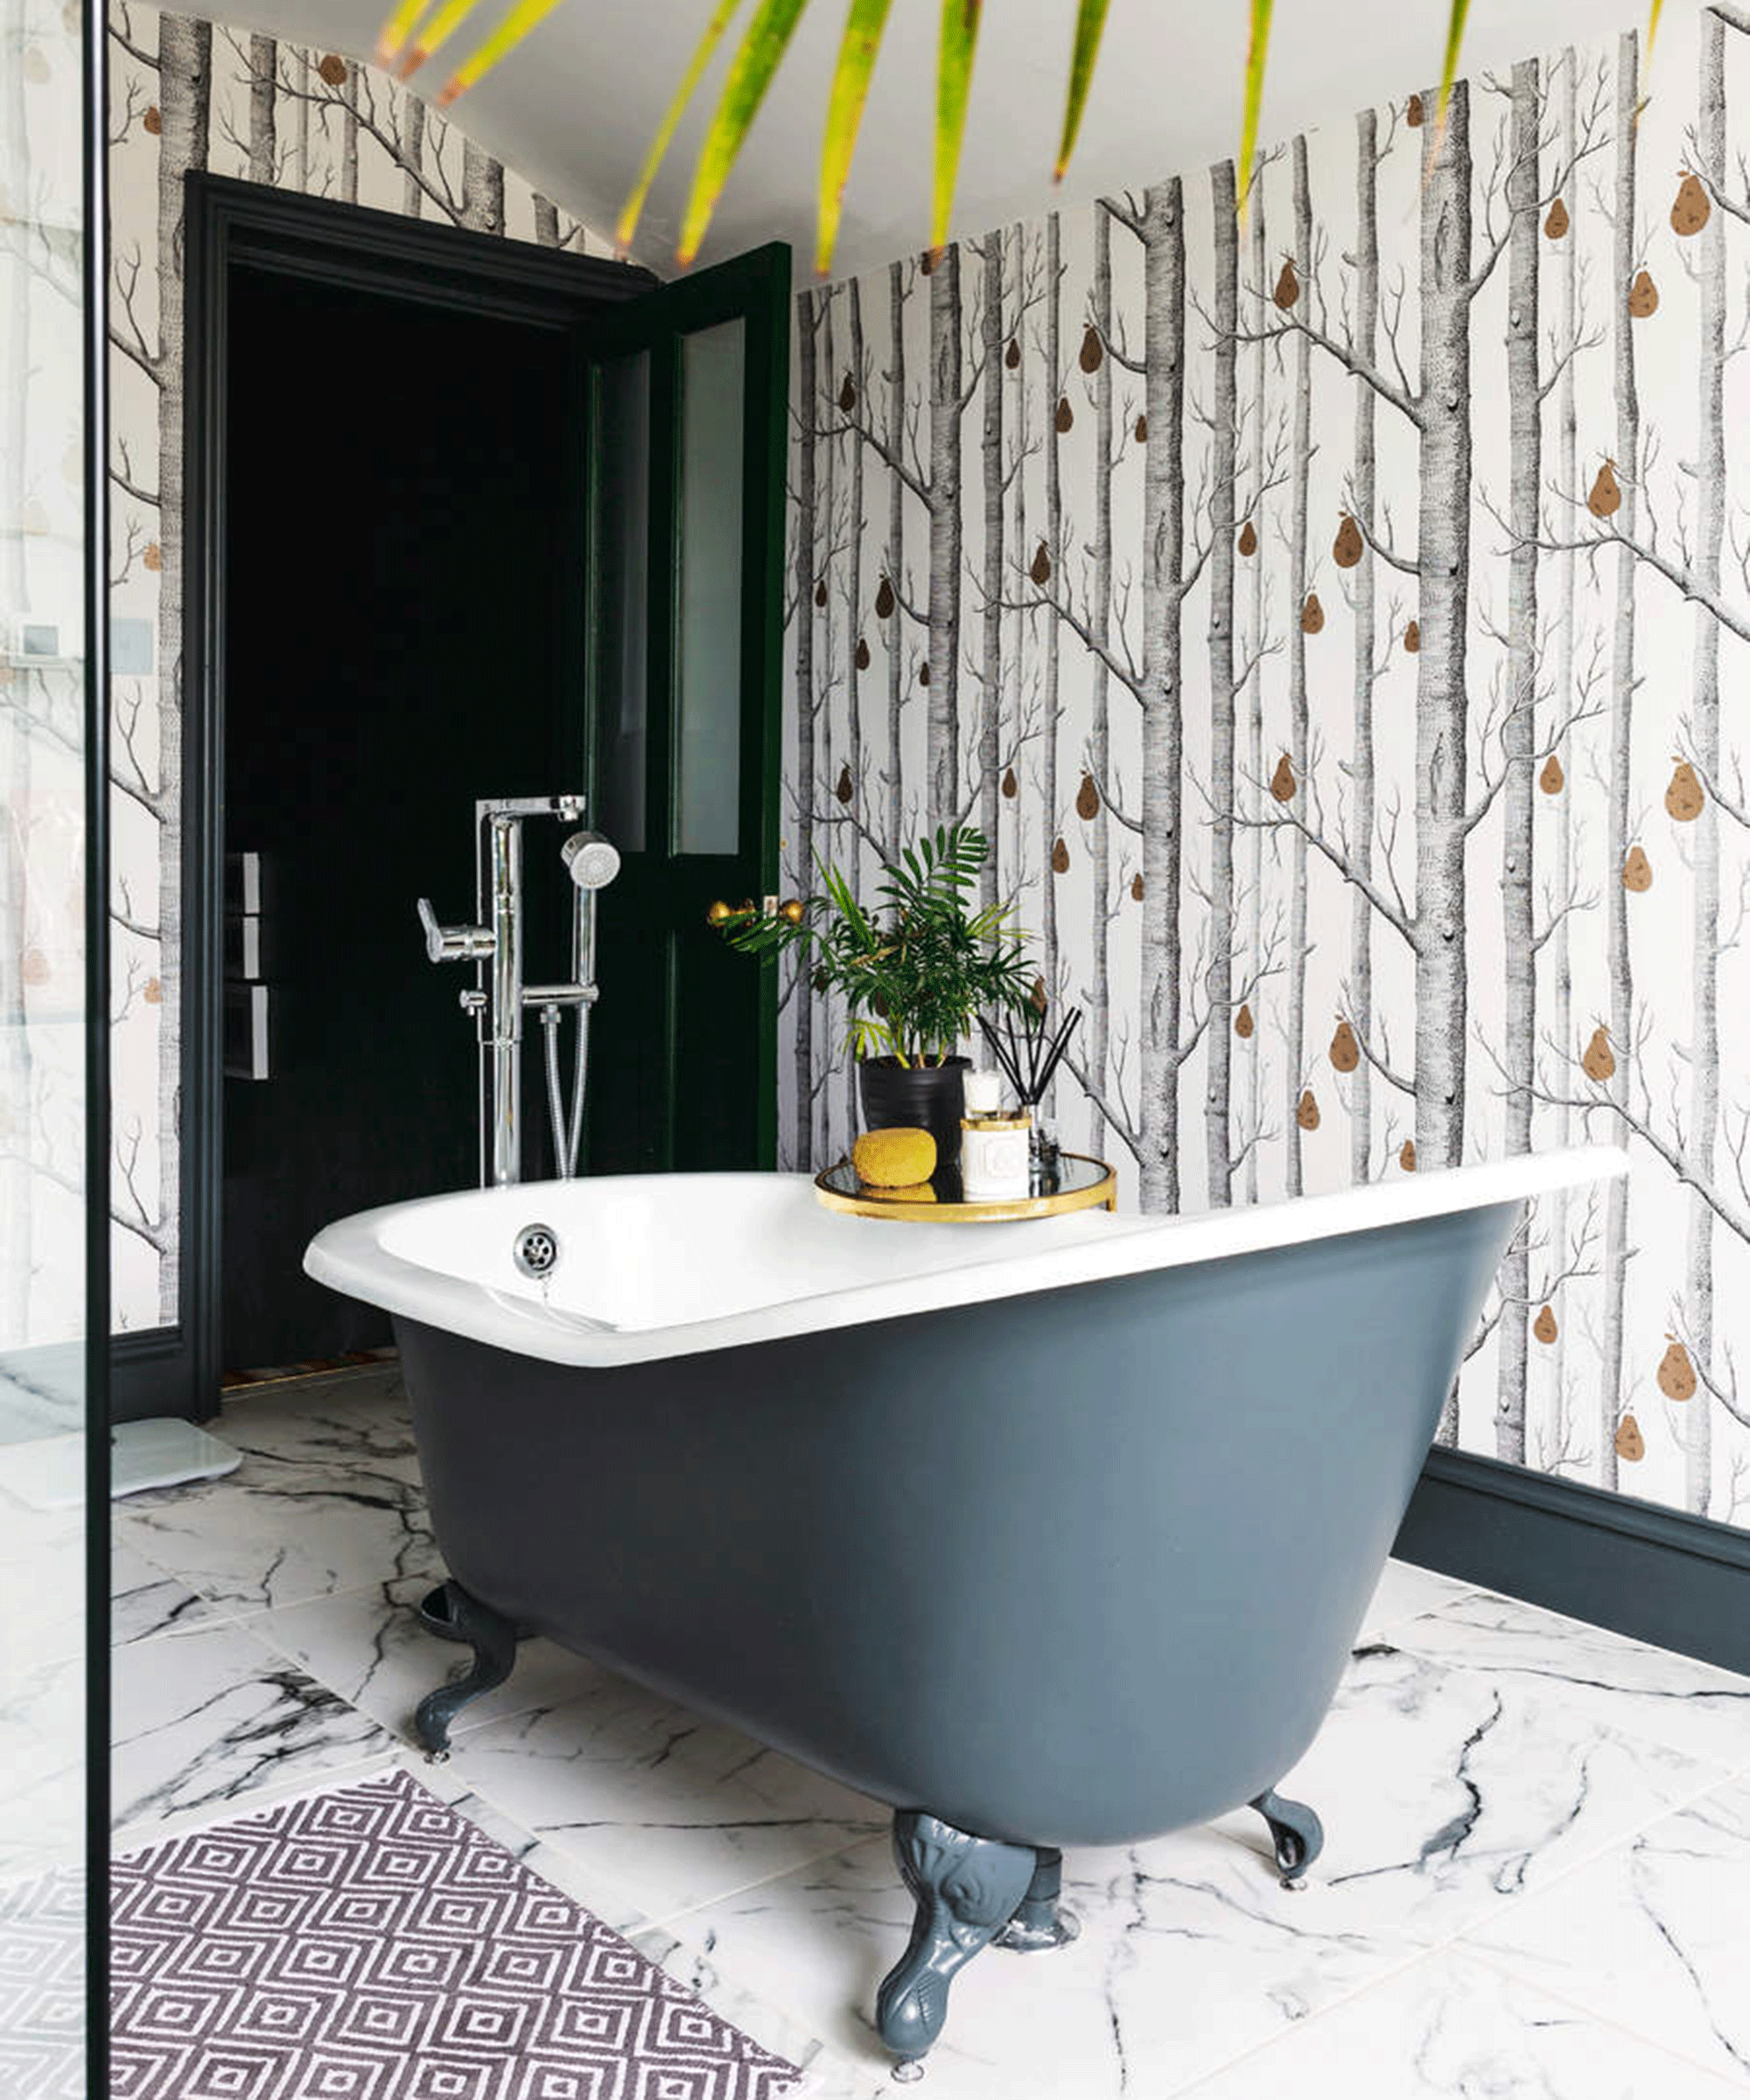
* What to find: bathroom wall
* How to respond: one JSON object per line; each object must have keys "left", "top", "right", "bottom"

{"left": 779, "top": 7, "right": 1750, "bottom": 1533}
{"left": 102, "top": 4, "right": 611, "bottom": 1335}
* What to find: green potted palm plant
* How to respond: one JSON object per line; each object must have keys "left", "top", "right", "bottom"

{"left": 717, "top": 825, "right": 1036, "bottom": 1164}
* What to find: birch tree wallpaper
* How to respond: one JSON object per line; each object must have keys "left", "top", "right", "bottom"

{"left": 102, "top": 3, "right": 608, "bottom": 1334}
{"left": 780, "top": 6, "right": 1750, "bottom": 1535}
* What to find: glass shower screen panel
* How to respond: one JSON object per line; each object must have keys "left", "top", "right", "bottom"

{"left": 593, "top": 349, "right": 650, "bottom": 852}
{"left": 1, "top": 0, "right": 91, "bottom": 2081}
{"left": 675, "top": 318, "right": 746, "bottom": 857}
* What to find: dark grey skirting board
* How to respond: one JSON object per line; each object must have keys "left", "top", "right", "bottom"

{"left": 1396, "top": 1447, "right": 1750, "bottom": 1677}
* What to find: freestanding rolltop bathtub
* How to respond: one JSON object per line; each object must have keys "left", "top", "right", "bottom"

{"left": 306, "top": 1145, "right": 1626, "bottom": 2078}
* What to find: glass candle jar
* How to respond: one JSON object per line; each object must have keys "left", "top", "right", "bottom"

{"left": 960, "top": 1112, "right": 1032, "bottom": 1200}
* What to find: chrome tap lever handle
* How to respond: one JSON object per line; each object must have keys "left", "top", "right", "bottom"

{"left": 417, "top": 896, "right": 494, "bottom": 965}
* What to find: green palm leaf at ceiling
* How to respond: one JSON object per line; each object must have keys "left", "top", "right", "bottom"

{"left": 382, "top": 0, "right": 1665, "bottom": 271}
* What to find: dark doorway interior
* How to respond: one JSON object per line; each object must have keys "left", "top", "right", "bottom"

{"left": 222, "top": 266, "right": 577, "bottom": 1368}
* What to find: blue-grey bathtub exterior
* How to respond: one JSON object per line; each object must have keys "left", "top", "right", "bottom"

{"left": 391, "top": 1197, "right": 1518, "bottom": 2070}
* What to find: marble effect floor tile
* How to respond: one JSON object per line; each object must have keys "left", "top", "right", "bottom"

{"left": 443, "top": 1673, "right": 887, "bottom": 1925}
{"left": 0, "top": 1650, "right": 84, "bottom": 1886}
{"left": 109, "top": 1618, "right": 398, "bottom": 1849}
{"left": 0, "top": 1494, "right": 85, "bottom": 1675}
{"left": 1357, "top": 1558, "right": 1479, "bottom": 1642}
{"left": 109, "top": 1452, "right": 442, "bottom": 1616}
{"left": 108, "top": 1539, "right": 220, "bottom": 1648}
{"left": 1176, "top": 1948, "right": 1750, "bottom": 2100}
{"left": 1387, "top": 1591, "right": 1750, "bottom": 1772}
{"left": 1467, "top": 1772, "right": 1750, "bottom": 2086}
{"left": 212, "top": 1368, "right": 423, "bottom": 1477}
{"left": 249, "top": 1573, "right": 594, "bottom": 1746}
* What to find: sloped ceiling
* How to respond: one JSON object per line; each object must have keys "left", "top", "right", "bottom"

{"left": 194, "top": 0, "right": 1638, "bottom": 277}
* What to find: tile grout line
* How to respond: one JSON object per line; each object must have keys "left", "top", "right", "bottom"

{"left": 1455, "top": 1940, "right": 1750, "bottom": 2093}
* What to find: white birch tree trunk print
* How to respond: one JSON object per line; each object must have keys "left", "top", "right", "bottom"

{"left": 1242, "top": 176, "right": 1269, "bottom": 1205}
{"left": 816, "top": 291, "right": 838, "bottom": 1166}
{"left": 1086, "top": 207, "right": 1114, "bottom": 1157}
{"left": 1205, "top": 159, "right": 1239, "bottom": 1207}
{"left": 977, "top": 235, "right": 1004, "bottom": 911}
{"left": 884, "top": 258, "right": 907, "bottom": 855}
{"left": 1681, "top": 9, "right": 1727, "bottom": 1516}
{"left": 1346, "top": 108, "right": 1382, "bottom": 1189}
{"left": 791, "top": 290, "right": 819, "bottom": 1170}
{"left": 1600, "top": 32, "right": 1642, "bottom": 1491}
{"left": 843, "top": 276, "right": 865, "bottom": 1142}
{"left": 246, "top": 33, "right": 275, "bottom": 183}
{"left": 1041, "top": 213, "right": 1064, "bottom": 1045}
{"left": 403, "top": 96, "right": 425, "bottom": 217}
{"left": 461, "top": 136, "right": 505, "bottom": 234}
{"left": 1410, "top": 78, "right": 1474, "bottom": 1182}
{"left": 1284, "top": 136, "right": 1312, "bottom": 1198}
{"left": 926, "top": 247, "right": 963, "bottom": 833}
{"left": 1495, "top": 60, "right": 1542, "bottom": 1466}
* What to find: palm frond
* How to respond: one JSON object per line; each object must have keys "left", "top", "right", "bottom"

{"left": 1054, "top": 0, "right": 1110, "bottom": 179}
{"left": 679, "top": 0, "right": 811, "bottom": 265}
{"left": 932, "top": 0, "right": 983, "bottom": 254}
{"left": 817, "top": 0, "right": 896, "bottom": 274}
{"left": 1236, "top": 0, "right": 1273, "bottom": 221}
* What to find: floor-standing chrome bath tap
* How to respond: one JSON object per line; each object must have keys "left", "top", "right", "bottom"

{"left": 417, "top": 795, "right": 620, "bottom": 1187}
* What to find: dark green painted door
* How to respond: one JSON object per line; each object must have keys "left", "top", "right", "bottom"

{"left": 583, "top": 243, "right": 789, "bottom": 1173}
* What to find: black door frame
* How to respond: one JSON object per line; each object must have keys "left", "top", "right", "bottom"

{"left": 114, "top": 175, "right": 658, "bottom": 1424}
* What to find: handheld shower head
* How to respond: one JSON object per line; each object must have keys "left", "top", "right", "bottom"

{"left": 561, "top": 830, "right": 620, "bottom": 892}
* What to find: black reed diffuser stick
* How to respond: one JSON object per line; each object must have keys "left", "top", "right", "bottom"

{"left": 977, "top": 1004, "right": 1082, "bottom": 1108}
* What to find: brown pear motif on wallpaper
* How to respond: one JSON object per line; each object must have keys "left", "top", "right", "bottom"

{"left": 1050, "top": 836, "right": 1070, "bottom": 875}
{"left": 1399, "top": 1139, "right": 1417, "bottom": 1172}
{"left": 1235, "top": 1003, "right": 1254, "bottom": 1039}
{"left": 1628, "top": 269, "right": 1659, "bottom": 318}
{"left": 1270, "top": 753, "right": 1296, "bottom": 802}
{"left": 1075, "top": 773, "right": 1100, "bottom": 821}
{"left": 1657, "top": 1338, "right": 1698, "bottom": 1401}
{"left": 143, "top": 542, "right": 162, "bottom": 572}
{"left": 834, "top": 764, "right": 852, "bottom": 804}
{"left": 814, "top": 577, "right": 828, "bottom": 607}
{"left": 838, "top": 373, "right": 857, "bottom": 411}
{"left": 854, "top": 636, "right": 870, "bottom": 670}
{"left": 1333, "top": 514, "right": 1363, "bottom": 569}
{"left": 1055, "top": 395, "right": 1074, "bottom": 434}
{"left": 1404, "top": 619, "right": 1420, "bottom": 653}
{"left": 1671, "top": 170, "right": 1711, "bottom": 235}
{"left": 1665, "top": 760, "right": 1704, "bottom": 821}
{"left": 1001, "top": 766, "right": 1018, "bottom": 799}
{"left": 875, "top": 575, "right": 895, "bottom": 619}
{"left": 1582, "top": 1026, "right": 1616, "bottom": 1082}
{"left": 1406, "top": 92, "right": 1424, "bottom": 127}
{"left": 143, "top": 103, "right": 161, "bottom": 133}
{"left": 1030, "top": 541, "right": 1052, "bottom": 585}
{"left": 143, "top": 976, "right": 162, "bottom": 1004}
{"left": 1614, "top": 1413, "right": 1646, "bottom": 1463}
{"left": 1296, "top": 1089, "right": 1320, "bottom": 1131}
{"left": 1544, "top": 194, "right": 1570, "bottom": 239}
{"left": 1301, "top": 592, "right": 1325, "bottom": 634}
{"left": 1079, "top": 323, "right": 1103, "bottom": 372}
{"left": 919, "top": 660, "right": 930, "bottom": 684}
{"left": 1589, "top": 458, "right": 1622, "bottom": 516}
{"left": 317, "top": 52, "right": 346, "bottom": 84}
{"left": 1623, "top": 844, "right": 1653, "bottom": 892}
{"left": 1540, "top": 752, "right": 1565, "bottom": 794}
{"left": 1329, "top": 1019, "right": 1360, "bottom": 1072}
{"left": 1004, "top": 335, "right": 1020, "bottom": 369}
{"left": 1237, "top": 518, "right": 1257, "bottom": 556}
{"left": 1134, "top": 413, "right": 1148, "bottom": 443}
{"left": 1273, "top": 257, "right": 1300, "bottom": 310}
{"left": 1533, "top": 1304, "right": 1558, "bottom": 1345}
{"left": 1130, "top": 872, "right": 1144, "bottom": 902}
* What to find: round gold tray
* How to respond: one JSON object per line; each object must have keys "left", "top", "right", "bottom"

{"left": 814, "top": 1151, "right": 1116, "bottom": 1222}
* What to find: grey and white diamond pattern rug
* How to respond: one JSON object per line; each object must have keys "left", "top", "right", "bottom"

{"left": 110, "top": 1766, "right": 803, "bottom": 2098}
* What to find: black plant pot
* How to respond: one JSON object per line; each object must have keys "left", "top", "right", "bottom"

{"left": 857, "top": 1055, "right": 970, "bottom": 1168}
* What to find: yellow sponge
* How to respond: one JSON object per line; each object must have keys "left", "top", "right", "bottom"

{"left": 853, "top": 1126, "right": 937, "bottom": 1188}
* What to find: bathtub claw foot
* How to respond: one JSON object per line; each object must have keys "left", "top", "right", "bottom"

{"left": 995, "top": 1847, "right": 1080, "bottom": 1951}
{"left": 412, "top": 1581, "right": 518, "bottom": 1757}
{"left": 876, "top": 1811, "right": 1035, "bottom": 2072}
{"left": 1250, "top": 1788, "right": 1324, "bottom": 1886}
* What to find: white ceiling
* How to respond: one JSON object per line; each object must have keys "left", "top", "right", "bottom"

{"left": 201, "top": 0, "right": 1646, "bottom": 278}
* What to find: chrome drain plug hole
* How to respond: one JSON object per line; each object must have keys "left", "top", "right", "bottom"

{"left": 513, "top": 1223, "right": 559, "bottom": 1279}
